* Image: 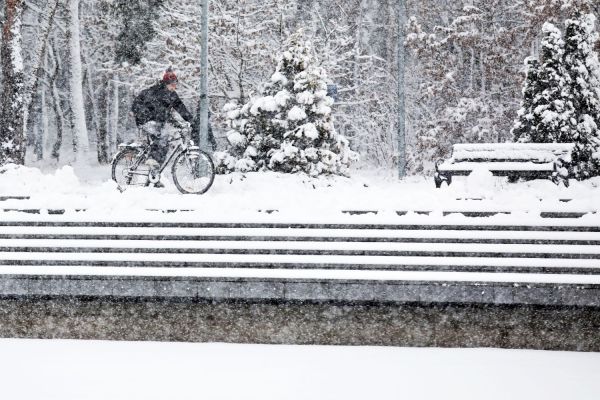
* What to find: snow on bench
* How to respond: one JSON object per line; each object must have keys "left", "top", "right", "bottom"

{"left": 434, "top": 143, "right": 575, "bottom": 188}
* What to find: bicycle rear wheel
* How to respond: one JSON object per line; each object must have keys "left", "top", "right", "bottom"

{"left": 111, "top": 148, "right": 151, "bottom": 189}
{"left": 171, "top": 150, "right": 215, "bottom": 194}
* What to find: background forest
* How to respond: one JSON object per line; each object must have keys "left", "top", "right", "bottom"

{"left": 1, "top": 0, "right": 599, "bottom": 174}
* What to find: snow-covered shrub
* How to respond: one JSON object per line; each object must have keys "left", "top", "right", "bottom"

{"left": 512, "top": 14, "right": 600, "bottom": 179}
{"left": 512, "top": 23, "right": 576, "bottom": 144}
{"left": 563, "top": 14, "right": 600, "bottom": 178}
{"left": 512, "top": 58, "right": 541, "bottom": 144}
{"left": 214, "top": 32, "right": 358, "bottom": 177}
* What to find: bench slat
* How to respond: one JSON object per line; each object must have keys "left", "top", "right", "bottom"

{"left": 452, "top": 143, "right": 574, "bottom": 163}
{"left": 453, "top": 143, "right": 575, "bottom": 152}
{"left": 438, "top": 162, "right": 555, "bottom": 173}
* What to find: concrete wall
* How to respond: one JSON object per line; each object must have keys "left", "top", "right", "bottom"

{"left": 1, "top": 297, "right": 598, "bottom": 351}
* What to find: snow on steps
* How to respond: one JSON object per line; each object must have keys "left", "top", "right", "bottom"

{"left": 0, "top": 217, "right": 598, "bottom": 307}
{"left": 2, "top": 191, "right": 595, "bottom": 218}
{"left": 0, "top": 207, "right": 597, "bottom": 219}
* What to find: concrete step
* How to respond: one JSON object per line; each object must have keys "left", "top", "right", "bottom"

{"left": 2, "top": 226, "right": 600, "bottom": 244}
{"left": 1, "top": 220, "right": 600, "bottom": 231}
{"left": 0, "top": 258, "right": 597, "bottom": 275}
{"left": 1, "top": 234, "right": 600, "bottom": 245}
{"left": 0, "top": 241, "right": 598, "bottom": 259}
{"left": 0, "top": 218, "right": 598, "bottom": 306}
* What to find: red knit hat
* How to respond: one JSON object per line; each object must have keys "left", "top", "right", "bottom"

{"left": 162, "top": 67, "right": 178, "bottom": 84}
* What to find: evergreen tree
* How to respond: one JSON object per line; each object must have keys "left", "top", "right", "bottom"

{"left": 513, "top": 23, "right": 575, "bottom": 144}
{"left": 533, "top": 23, "right": 576, "bottom": 143}
{"left": 512, "top": 57, "right": 541, "bottom": 143}
{"left": 214, "top": 33, "right": 358, "bottom": 177}
{"left": 113, "top": 0, "right": 164, "bottom": 65}
{"left": 563, "top": 14, "right": 600, "bottom": 178}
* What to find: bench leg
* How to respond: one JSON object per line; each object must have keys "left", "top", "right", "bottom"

{"left": 434, "top": 173, "right": 451, "bottom": 188}
{"left": 558, "top": 174, "right": 570, "bottom": 187}
{"left": 549, "top": 174, "right": 571, "bottom": 187}
{"left": 551, "top": 159, "right": 570, "bottom": 187}
{"left": 507, "top": 174, "right": 519, "bottom": 183}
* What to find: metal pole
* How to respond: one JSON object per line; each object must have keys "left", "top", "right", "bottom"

{"left": 397, "top": 0, "right": 406, "bottom": 178}
{"left": 197, "top": 0, "right": 209, "bottom": 150}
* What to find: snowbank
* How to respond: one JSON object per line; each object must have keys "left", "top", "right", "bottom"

{"left": 1, "top": 163, "right": 599, "bottom": 222}
{"left": 0, "top": 339, "right": 598, "bottom": 400}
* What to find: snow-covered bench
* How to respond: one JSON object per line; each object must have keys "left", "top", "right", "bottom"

{"left": 434, "top": 143, "right": 575, "bottom": 188}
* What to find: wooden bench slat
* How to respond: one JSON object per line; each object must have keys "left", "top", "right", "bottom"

{"left": 438, "top": 162, "right": 555, "bottom": 172}
{"left": 452, "top": 143, "right": 575, "bottom": 151}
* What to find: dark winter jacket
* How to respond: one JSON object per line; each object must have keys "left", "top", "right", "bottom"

{"left": 131, "top": 81, "right": 194, "bottom": 126}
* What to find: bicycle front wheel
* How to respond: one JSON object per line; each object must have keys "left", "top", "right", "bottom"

{"left": 111, "top": 148, "right": 151, "bottom": 189}
{"left": 171, "top": 150, "right": 215, "bottom": 194}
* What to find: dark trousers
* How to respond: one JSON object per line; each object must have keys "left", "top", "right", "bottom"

{"left": 141, "top": 121, "right": 169, "bottom": 165}
{"left": 149, "top": 133, "right": 169, "bottom": 165}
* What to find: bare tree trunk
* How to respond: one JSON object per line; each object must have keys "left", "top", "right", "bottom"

{"left": 0, "top": 0, "right": 25, "bottom": 165}
{"left": 480, "top": 49, "right": 486, "bottom": 97}
{"left": 41, "top": 61, "right": 50, "bottom": 159}
{"left": 96, "top": 81, "right": 110, "bottom": 163}
{"left": 50, "top": 44, "right": 65, "bottom": 161}
{"left": 66, "top": 0, "right": 90, "bottom": 162}
{"left": 92, "top": 78, "right": 109, "bottom": 163}
{"left": 110, "top": 76, "right": 120, "bottom": 154}
{"left": 31, "top": 92, "right": 43, "bottom": 160}
{"left": 82, "top": 50, "right": 109, "bottom": 163}
{"left": 51, "top": 72, "right": 65, "bottom": 161}
{"left": 22, "top": 0, "right": 60, "bottom": 139}
{"left": 235, "top": 5, "right": 246, "bottom": 103}
{"left": 469, "top": 48, "right": 475, "bottom": 92}
{"left": 105, "top": 84, "right": 112, "bottom": 154}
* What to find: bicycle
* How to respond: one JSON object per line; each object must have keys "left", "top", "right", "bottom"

{"left": 111, "top": 125, "right": 215, "bottom": 194}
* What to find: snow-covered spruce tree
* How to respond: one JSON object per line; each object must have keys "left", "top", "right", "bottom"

{"left": 534, "top": 23, "right": 577, "bottom": 143}
{"left": 214, "top": 34, "right": 358, "bottom": 177}
{"left": 512, "top": 57, "right": 541, "bottom": 143}
{"left": 112, "top": 0, "right": 164, "bottom": 66}
{"left": 513, "top": 23, "right": 576, "bottom": 144}
{"left": 562, "top": 14, "right": 600, "bottom": 178}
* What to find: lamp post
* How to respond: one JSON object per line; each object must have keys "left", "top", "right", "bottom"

{"left": 197, "top": 0, "right": 209, "bottom": 150}
{"left": 397, "top": 0, "right": 406, "bottom": 178}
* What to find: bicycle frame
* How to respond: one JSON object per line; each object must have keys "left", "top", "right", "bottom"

{"left": 156, "top": 142, "right": 184, "bottom": 175}
{"left": 123, "top": 129, "right": 199, "bottom": 174}
{"left": 114, "top": 125, "right": 212, "bottom": 194}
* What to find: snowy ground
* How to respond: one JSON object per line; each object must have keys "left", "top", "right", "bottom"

{"left": 1, "top": 339, "right": 599, "bottom": 400}
{"left": 1, "top": 162, "right": 600, "bottom": 221}
{"left": 1, "top": 164, "right": 599, "bottom": 400}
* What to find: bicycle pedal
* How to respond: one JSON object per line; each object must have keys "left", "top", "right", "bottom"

{"left": 148, "top": 170, "right": 161, "bottom": 184}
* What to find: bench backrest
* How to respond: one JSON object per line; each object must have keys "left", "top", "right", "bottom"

{"left": 451, "top": 143, "right": 575, "bottom": 163}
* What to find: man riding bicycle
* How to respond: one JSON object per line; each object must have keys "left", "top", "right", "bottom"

{"left": 131, "top": 68, "right": 194, "bottom": 187}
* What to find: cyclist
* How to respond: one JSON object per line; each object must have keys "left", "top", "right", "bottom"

{"left": 131, "top": 67, "right": 193, "bottom": 186}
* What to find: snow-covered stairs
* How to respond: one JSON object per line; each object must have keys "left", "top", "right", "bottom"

{"left": 0, "top": 218, "right": 598, "bottom": 306}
